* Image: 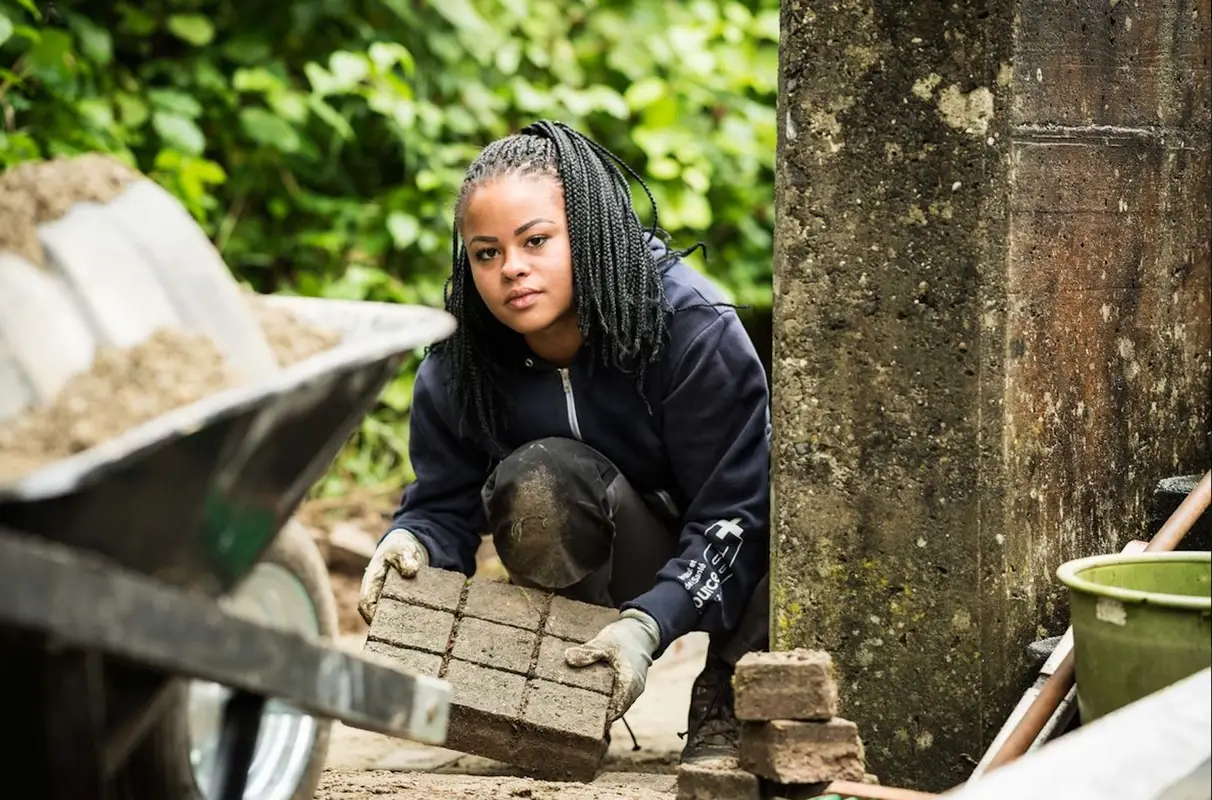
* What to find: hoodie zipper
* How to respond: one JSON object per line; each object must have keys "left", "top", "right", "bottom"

{"left": 558, "top": 367, "right": 583, "bottom": 440}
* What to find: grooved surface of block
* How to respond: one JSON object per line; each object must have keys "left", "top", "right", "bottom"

{"left": 445, "top": 659, "right": 527, "bottom": 717}
{"left": 363, "top": 641, "right": 443, "bottom": 677}
{"left": 733, "top": 649, "right": 839, "bottom": 721}
{"left": 381, "top": 565, "right": 465, "bottom": 610}
{"left": 738, "top": 718, "right": 865, "bottom": 784}
{"left": 546, "top": 596, "right": 619, "bottom": 642}
{"left": 535, "top": 636, "right": 614, "bottom": 695}
{"left": 367, "top": 602, "right": 453, "bottom": 655}
{"left": 450, "top": 617, "right": 536, "bottom": 675}
{"left": 365, "top": 566, "right": 613, "bottom": 782}
{"left": 521, "top": 679, "right": 611, "bottom": 740}
{"left": 463, "top": 579, "right": 549, "bottom": 629}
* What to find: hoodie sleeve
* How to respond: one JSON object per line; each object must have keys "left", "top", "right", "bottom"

{"left": 621, "top": 310, "right": 771, "bottom": 656}
{"left": 385, "top": 353, "right": 489, "bottom": 575}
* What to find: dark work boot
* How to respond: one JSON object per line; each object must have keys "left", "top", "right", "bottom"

{"left": 679, "top": 653, "right": 740, "bottom": 764}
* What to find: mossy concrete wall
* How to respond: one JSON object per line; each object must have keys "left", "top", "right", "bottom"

{"left": 771, "top": 0, "right": 1210, "bottom": 790}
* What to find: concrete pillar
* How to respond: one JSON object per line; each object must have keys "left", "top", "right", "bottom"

{"left": 771, "top": 0, "right": 1210, "bottom": 791}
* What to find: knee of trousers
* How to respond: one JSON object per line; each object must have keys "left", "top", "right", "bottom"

{"left": 481, "top": 437, "right": 619, "bottom": 589}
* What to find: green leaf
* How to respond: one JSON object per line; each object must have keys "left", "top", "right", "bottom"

{"left": 25, "top": 28, "right": 72, "bottom": 75}
{"left": 65, "top": 13, "right": 112, "bottom": 65}
{"left": 152, "top": 111, "right": 206, "bottom": 155}
{"left": 308, "top": 97, "right": 354, "bottom": 140}
{"left": 329, "top": 51, "right": 370, "bottom": 90}
{"left": 167, "top": 14, "right": 215, "bottom": 47}
{"left": 304, "top": 62, "right": 337, "bottom": 95}
{"left": 0, "top": 13, "right": 13, "bottom": 47}
{"left": 232, "top": 67, "right": 282, "bottom": 93}
{"left": 113, "top": 93, "right": 148, "bottom": 126}
{"left": 624, "top": 77, "right": 666, "bottom": 110}
{"left": 239, "top": 107, "right": 301, "bottom": 152}
{"left": 386, "top": 212, "right": 420, "bottom": 249}
{"left": 148, "top": 89, "right": 203, "bottom": 119}
{"left": 223, "top": 36, "right": 272, "bottom": 64}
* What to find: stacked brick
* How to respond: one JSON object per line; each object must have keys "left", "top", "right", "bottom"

{"left": 364, "top": 565, "right": 619, "bottom": 782}
{"left": 676, "top": 649, "right": 869, "bottom": 800}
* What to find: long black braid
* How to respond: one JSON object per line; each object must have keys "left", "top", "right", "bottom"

{"left": 431, "top": 120, "right": 698, "bottom": 449}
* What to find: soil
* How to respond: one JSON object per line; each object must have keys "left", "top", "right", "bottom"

{"left": 315, "top": 770, "right": 675, "bottom": 800}
{"left": 0, "top": 154, "right": 138, "bottom": 267}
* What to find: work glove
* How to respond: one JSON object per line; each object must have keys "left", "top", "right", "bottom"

{"left": 564, "top": 609, "right": 662, "bottom": 721}
{"left": 358, "top": 528, "right": 429, "bottom": 624}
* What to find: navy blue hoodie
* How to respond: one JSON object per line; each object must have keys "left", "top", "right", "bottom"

{"left": 388, "top": 238, "right": 770, "bottom": 657}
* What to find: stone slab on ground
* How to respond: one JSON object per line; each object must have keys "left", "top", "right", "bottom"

{"left": 738, "top": 718, "right": 865, "bottom": 784}
{"left": 676, "top": 758, "right": 759, "bottom": 800}
{"left": 366, "top": 565, "right": 620, "bottom": 781}
{"left": 732, "top": 649, "right": 838, "bottom": 722}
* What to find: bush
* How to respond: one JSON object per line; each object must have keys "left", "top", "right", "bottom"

{"left": 0, "top": 0, "right": 777, "bottom": 494}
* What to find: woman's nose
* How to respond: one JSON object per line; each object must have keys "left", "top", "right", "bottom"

{"left": 501, "top": 250, "right": 530, "bottom": 280}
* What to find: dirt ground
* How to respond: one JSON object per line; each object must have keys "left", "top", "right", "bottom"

{"left": 309, "top": 498, "right": 704, "bottom": 800}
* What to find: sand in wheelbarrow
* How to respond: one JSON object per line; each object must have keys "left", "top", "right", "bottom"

{"left": 0, "top": 329, "right": 235, "bottom": 482}
{"left": 0, "top": 156, "right": 342, "bottom": 482}
{"left": 0, "top": 299, "right": 341, "bottom": 483}
{"left": 0, "top": 154, "right": 138, "bottom": 267}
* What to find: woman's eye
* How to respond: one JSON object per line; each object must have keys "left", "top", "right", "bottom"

{"left": 526, "top": 235, "right": 548, "bottom": 248}
{"left": 474, "top": 248, "right": 497, "bottom": 262}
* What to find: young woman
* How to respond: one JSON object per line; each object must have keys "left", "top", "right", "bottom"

{"left": 359, "top": 120, "right": 770, "bottom": 765}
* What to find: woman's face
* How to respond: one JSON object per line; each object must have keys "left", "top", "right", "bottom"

{"left": 461, "top": 174, "right": 576, "bottom": 341}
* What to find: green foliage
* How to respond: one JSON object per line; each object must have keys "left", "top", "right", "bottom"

{"left": 0, "top": 0, "right": 777, "bottom": 494}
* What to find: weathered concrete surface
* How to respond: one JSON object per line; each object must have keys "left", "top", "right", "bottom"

{"left": 772, "top": 0, "right": 1210, "bottom": 790}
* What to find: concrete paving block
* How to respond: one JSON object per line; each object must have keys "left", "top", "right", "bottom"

{"left": 380, "top": 564, "right": 465, "bottom": 611}
{"left": 450, "top": 617, "right": 536, "bottom": 675}
{"left": 535, "top": 635, "right": 614, "bottom": 695}
{"left": 739, "top": 718, "right": 865, "bottom": 784}
{"left": 365, "top": 566, "right": 615, "bottom": 782}
{"left": 521, "top": 679, "right": 611, "bottom": 741}
{"left": 367, "top": 602, "right": 454, "bottom": 655}
{"left": 676, "top": 758, "right": 760, "bottom": 800}
{"left": 363, "top": 641, "right": 443, "bottom": 677}
{"left": 733, "top": 649, "right": 839, "bottom": 722}
{"left": 463, "top": 579, "right": 548, "bottom": 629}
{"left": 546, "top": 595, "right": 620, "bottom": 642}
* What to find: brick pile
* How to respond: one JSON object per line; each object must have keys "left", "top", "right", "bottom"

{"left": 364, "top": 565, "right": 619, "bottom": 782}
{"left": 676, "top": 649, "right": 872, "bottom": 800}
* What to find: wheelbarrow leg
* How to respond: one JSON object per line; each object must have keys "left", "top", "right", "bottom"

{"left": 214, "top": 690, "right": 266, "bottom": 800}
{"left": 43, "top": 648, "right": 109, "bottom": 800}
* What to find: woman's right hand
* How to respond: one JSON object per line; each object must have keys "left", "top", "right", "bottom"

{"left": 358, "top": 528, "right": 430, "bottom": 623}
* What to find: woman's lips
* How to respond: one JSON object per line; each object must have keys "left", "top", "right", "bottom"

{"left": 505, "top": 290, "right": 541, "bottom": 310}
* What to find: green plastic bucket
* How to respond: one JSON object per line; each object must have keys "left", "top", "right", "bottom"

{"left": 1057, "top": 550, "right": 1211, "bottom": 723}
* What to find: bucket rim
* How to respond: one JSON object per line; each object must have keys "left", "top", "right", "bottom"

{"left": 1056, "top": 551, "right": 1212, "bottom": 610}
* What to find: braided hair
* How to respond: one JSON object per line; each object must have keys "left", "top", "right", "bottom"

{"left": 432, "top": 120, "right": 688, "bottom": 449}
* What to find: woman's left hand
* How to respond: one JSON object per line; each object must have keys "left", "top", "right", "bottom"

{"left": 564, "top": 609, "right": 662, "bottom": 720}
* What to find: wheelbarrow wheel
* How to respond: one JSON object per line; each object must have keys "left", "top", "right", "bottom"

{"left": 115, "top": 521, "right": 339, "bottom": 800}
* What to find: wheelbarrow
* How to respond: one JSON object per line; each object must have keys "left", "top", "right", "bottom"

{"left": 0, "top": 162, "right": 457, "bottom": 799}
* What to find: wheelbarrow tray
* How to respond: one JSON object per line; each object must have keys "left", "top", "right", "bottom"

{"left": 0, "top": 295, "right": 455, "bottom": 598}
